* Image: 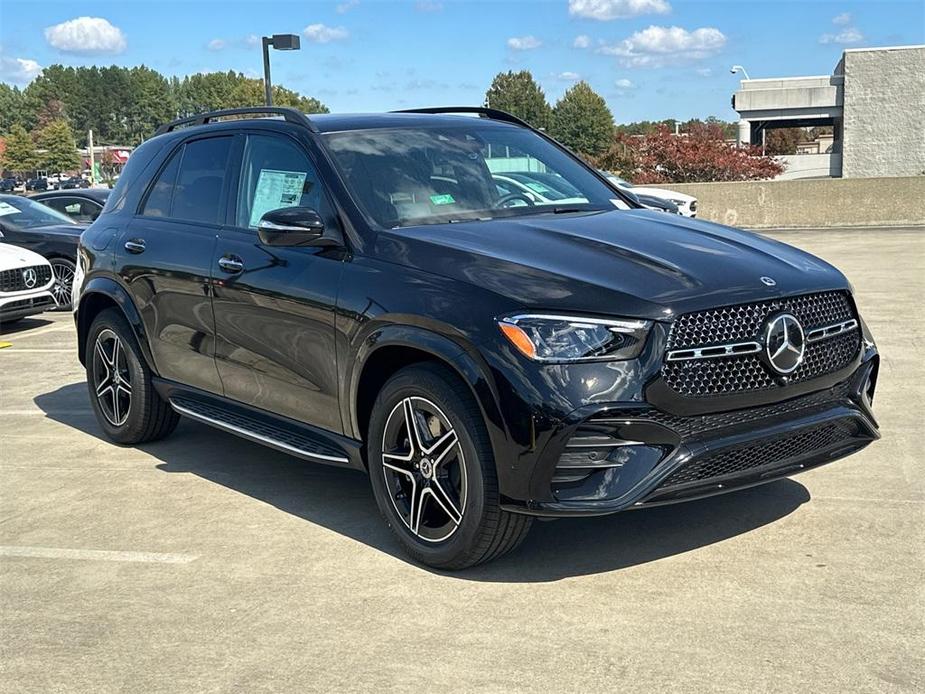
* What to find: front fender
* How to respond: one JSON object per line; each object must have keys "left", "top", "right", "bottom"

{"left": 76, "top": 275, "right": 155, "bottom": 371}
{"left": 345, "top": 322, "right": 514, "bottom": 477}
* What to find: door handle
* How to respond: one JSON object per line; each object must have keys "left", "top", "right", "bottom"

{"left": 218, "top": 256, "right": 245, "bottom": 274}
{"left": 124, "top": 239, "right": 146, "bottom": 254}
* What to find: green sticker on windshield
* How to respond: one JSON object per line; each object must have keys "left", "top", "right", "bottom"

{"left": 430, "top": 194, "right": 455, "bottom": 206}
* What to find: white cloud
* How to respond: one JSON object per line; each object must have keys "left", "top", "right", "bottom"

{"left": 44, "top": 16, "right": 126, "bottom": 54}
{"left": 573, "top": 34, "right": 592, "bottom": 49}
{"left": 0, "top": 55, "right": 42, "bottom": 84}
{"left": 819, "top": 26, "right": 864, "bottom": 44}
{"left": 207, "top": 38, "right": 226, "bottom": 51}
{"left": 507, "top": 35, "right": 542, "bottom": 50}
{"left": 415, "top": 1, "right": 444, "bottom": 11}
{"left": 599, "top": 25, "right": 727, "bottom": 67}
{"left": 615, "top": 78, "right": 635, "bottom": 88}
{"left": 568, "top": 0, "right": 671, "bottom": 21}
{"left": 336, "top": 0, "right": 359, "bottom": 13}
{"left": 832, "top": 12, "right": 852, "bottom": 26}
{"left": 303, "top": 24, "right": 350, "bottom": 43}
{"left": 245, "top": 34, "right": 260, "bottom": 48}
{"left": 557, "top": 71, "right": 582, "bottom": 81}
{"left": 695, "top": 67, "right": 712, "bottom": 76}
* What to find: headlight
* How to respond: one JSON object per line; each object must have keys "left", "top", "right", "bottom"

{"left": 669, "top": 199, "right": 686, "bottom": 207}
{"left": 498, "top": 314, "right": 651, "bottom": 362}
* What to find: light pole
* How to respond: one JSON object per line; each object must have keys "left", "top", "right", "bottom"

{"left": 729, "top": 65, "right": 751, "bottom": 80}
{"left": 262, "top": 33, "right": 301, "bottom": 106}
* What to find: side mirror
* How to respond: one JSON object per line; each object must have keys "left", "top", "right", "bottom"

{"left": 257, "top": 206, "right": 327, "bottom": 247}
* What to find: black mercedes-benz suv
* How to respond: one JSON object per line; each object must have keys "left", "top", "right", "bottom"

{"left": 74, "top": 106, "right": 879, "bottom": 569}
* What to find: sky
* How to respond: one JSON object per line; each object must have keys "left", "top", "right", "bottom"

{"left": 1, "top": 0, "right": 923, "bottom": 123}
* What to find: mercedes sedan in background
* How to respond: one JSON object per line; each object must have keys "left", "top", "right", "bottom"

{"left": 602, "top": 172, "right": 698, "bottom": 217}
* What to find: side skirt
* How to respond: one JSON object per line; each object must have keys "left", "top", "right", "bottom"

{"left": 152, "top": 379, "right": 366, "bottom": 472}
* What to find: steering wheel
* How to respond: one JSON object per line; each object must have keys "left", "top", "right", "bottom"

{"left": 493, "top": 192, "right": 535, "bottom": 209}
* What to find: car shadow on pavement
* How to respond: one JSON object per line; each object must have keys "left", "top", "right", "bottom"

{"left": 37, "top": 382, "right": 812, "bottom": 582}
{"left": 1, "top": 316, "right": 53, "bottom": 335}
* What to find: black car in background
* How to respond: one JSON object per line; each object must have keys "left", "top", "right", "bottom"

{"left": 0, "top": 194, "right": 83, "bottom": 308}
{"left": 32, "top": 189, "right": 110, "bottom": 223}
{"left": 73, "top": 106, "right": 879, "bottom": 569}
{"left": 0, "top": 178, "right": 18, "bottom": 193}
{"left": 59, "top": 176, "right": 91, "bottom": 190}
{"left": 25, "top": 178, "right": 48, "bottom": 192}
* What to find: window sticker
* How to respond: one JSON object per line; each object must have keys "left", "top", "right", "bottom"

{"left": 65, "top": 204, "right": 81, "bottom": 214}
{"left": 248, "top": 169, "right": 308, "bottom": 227}
{"left": 0, "top": 201, "right": 21, "bottom": 216}
{"left": 430, "top": 194, "right": 455, "bottom": 206}
{"left": 525, "top": 182, "right": 550, "bottom": 194}
{"left": 610, "top": 198, "right": 631, "bottom": 210}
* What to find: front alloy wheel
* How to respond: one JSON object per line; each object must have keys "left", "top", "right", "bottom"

{"left": 50, "top": 258, "right": 75, "bottom": 309}
{"left": 381, "top": 396, "right": 467, "bottom": 542}
{"left": 368, "top": 364, "right": 532, "bottom": 569}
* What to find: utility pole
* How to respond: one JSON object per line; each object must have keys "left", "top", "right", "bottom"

{"left": 261, "top": 34, "right": 301, "bottom": 106}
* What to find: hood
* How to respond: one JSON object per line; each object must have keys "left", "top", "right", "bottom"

{"left": 375, "top": 209, "right": 848, "bottom": 319}
{"left": 0, "top": 242, "right": 50, "bottom": 269}
{"left": 630, "top": 186, "right": 696, "bottom": 203}
{"left": 34, "top": 223, "right": 86, "bottom": 238}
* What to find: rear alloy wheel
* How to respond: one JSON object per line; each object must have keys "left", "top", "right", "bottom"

{"left": 368, "top": 364, "right": 532, "bottom": 569}
{"left": 86, "top": 308, "right": 179, "bottom": 444}
{"left": 49, "top": 258, "right": 75, "bottom": 310}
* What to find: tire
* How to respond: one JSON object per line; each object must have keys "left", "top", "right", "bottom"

{"left": 368, "top": 363, "right": 532, "bottom": 569}
{"left": 49, "top": 257, "right": 76, "bottom": 310}
{"left": 85, "top": 307, "right": 179, "bottom": 444}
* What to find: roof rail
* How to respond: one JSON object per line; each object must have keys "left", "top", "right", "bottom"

{"left": 154, "top": 106, "right": 318, "bottom": 136}
{"left": 390, "top": 106, "right": 532, "bottom": 129}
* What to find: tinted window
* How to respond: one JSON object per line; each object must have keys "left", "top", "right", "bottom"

{"left": 172, "top": 137, "right": 232, "bottom": 224}
{"left": 235, "top": 134, "right": 327, "bottom": 229}
{"left": 0, "top": 194, "right": 76, "bottom": 229}
{"left": 44, "top": 197, "right": 102, "bottom": 223}
{"left": 142, "top": 149, "right": 181, "bottom": 218}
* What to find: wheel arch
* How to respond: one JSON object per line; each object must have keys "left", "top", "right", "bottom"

{"left": 76, "top": 276, "right": 154, "bottom": 370}
{"left": 348, "top": 325, "right": 510, "bottom": 471}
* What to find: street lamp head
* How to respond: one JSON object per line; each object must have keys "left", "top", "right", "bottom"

{"left": 730, "top": 64, "right": 750, "bottom": 79}
{"left": 269, "top": 34, "right": 301, "bottom": 51}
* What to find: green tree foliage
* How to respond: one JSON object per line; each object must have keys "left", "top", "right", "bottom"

{"left": 36, "top": 119, "right": 81, "bottom": 173}
{"left": 484, "top": 71, "right": 551, "bottom": 130}
{"left": 173, "top": 71, "right": 329, "bottom": 118}
{"left": 0, "top": 83, "right": 25, "bottom": 133}
{"left": 550, "top": 81, "right": 614, "bottom": 157}
{"left": 1, "top": 123, "right": 38, "bottom": 174}
{"left": 17, "top": 65, "right": 327, "bottom": 146}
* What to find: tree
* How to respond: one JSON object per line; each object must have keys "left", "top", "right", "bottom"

{"left": 173, "top": 71, "right": 328, "bottom": 118}
{"left": 484, "top": 71, "right": 551, "bottom": 130}
{"left": 595, "top": 123, "right": 784, "bottom": 183}
{"left": 1, "top": 123, "right": 38, "bottom": 175}
{"left": 550, "top": 81, "right": 614, "bottom": 157}
{"left": 765, "top": 127, "right": 803, "bottom": 156}
{"left": 36, "top": 119, "right": 81, "bottom": 174}
{"left": 0, "top": 83, "right": 25, "bottom": 134}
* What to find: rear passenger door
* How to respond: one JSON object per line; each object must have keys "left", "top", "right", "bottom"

{"left": 211, "top": 130, "right": 344, "bottom": 433}
{"left": 116, "top": 134, "right": 233, "bottom": 395}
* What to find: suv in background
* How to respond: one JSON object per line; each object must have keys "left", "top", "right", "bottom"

{"left": 73, "top": 107, "right": 879, "bottom": 569}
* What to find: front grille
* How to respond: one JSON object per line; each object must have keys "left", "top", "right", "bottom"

{"left": 0, "top": 265, "right": 52, "bottom": 293}
{"left": 656, "top": 419, "right": 860, "bottom": 490}
{"left": 663, "top": 291, "right": 860, "bottom": 397}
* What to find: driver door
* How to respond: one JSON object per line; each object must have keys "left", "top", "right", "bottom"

{"left": 211, "top": 130, "right": 344, "bottom": 433}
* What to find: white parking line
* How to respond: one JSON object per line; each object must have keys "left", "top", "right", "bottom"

{"left": 0, "top": 410, "right": 93, "bottom": 416}
{"left": 1, "top": 348, "right": 77, "bottom": 353}
{"left": 0, "top": 546, "right": 198, "bottom": 564}
{"left": 5, "top": 324, "right": 73, "bottom": 339}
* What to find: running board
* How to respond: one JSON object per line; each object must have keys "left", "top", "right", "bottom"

{"left": 169, "top": 396, "right": 359, "bottom": 468}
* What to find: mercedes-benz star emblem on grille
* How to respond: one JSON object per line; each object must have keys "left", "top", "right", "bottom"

{"left": 22, "top": 268, "right": 37, "bottom": 289}
{"left": 763, "top": 313, "right": 805, "bottom": 375}
{"left": 760, "top": 276, "right": 776, "bottom": 287}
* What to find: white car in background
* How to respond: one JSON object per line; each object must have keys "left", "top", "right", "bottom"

{"left": 602, "top": 173, "right": 698, "bottom": 218}
{"left": 0, "top": 244, "right": 56, "bottom": 327}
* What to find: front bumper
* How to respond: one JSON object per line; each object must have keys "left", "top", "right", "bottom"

{"left": 501, "top": 348, "right": 879, "bottom": 517}
{"left": 0, "top": 290, "right": 56, "bottom": 323}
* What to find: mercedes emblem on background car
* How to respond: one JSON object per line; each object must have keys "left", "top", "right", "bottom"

{"left": 22, "top": 267, "right": 37, "bottom": 289}
{"left": 760, "top": 276, "right": 777, "bottom": 286}
{"left": 764, "top": 313, "right": 805, "bottom": 375}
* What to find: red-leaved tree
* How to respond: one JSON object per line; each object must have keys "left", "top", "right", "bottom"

{"left": 595, "top": 123, "right": 784, "bottom": 183}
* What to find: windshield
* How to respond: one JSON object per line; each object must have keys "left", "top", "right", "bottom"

{"left": 322, "top": 123, "right": 621, "bottom": 229}
{"left": 0, "top": 195, "right": 77, "bottom": 229}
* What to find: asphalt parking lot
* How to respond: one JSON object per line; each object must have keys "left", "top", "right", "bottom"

{"left": 1, "top": 227, "right": 923, "bottom": 693}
